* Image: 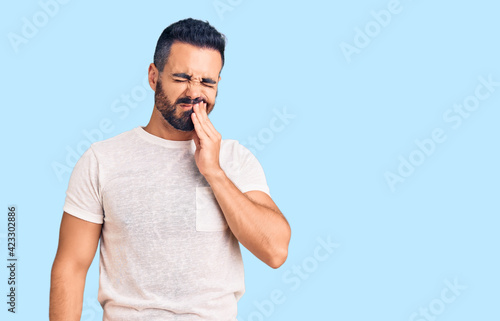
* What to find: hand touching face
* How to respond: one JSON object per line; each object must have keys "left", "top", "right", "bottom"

{"left": 153, "top": 42, "right": 222, "bottom": 132}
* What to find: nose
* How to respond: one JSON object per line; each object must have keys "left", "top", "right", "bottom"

{"left": 184, "top": 80, "right": 202, "bottom": 100}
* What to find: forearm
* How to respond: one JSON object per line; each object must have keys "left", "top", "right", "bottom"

{"left": 49, "top": 260, "right": 87, "bottom": 321}
{"left": 206, "top": 170, "right": 290, "bottom": 268}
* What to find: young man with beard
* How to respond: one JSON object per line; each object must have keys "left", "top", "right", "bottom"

{"left": 49, "top": 18, "right": 291, "bottom": 321}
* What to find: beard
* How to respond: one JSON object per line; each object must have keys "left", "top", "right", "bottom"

{"left": 154, "top": 80, "right": 197, "bottom": 132}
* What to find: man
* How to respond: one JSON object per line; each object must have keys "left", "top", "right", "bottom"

{"left": 49, "top": 18, "right": 291, "bottom": 320}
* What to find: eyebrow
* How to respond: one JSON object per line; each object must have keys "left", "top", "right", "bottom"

{"left": 172, "top": 73, "right": 217, "bottom": 85}
{"left": 201, "top": 77, "right": 217, "bottom": 84}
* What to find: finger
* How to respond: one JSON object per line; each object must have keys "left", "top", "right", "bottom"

{"left": 198, "top": 103, "right": 219, "bottom": 138}
{"left": 192, "top": 107, "right": 209, "bottom": 139}
{"left": 193, "top": 104, "right": 211, "bottom": 137}
{"left": 201, "top": 101, "right": 209, "bottom": 118}
{"left": 194, "top": 103, "right": 207, "bottom": 123}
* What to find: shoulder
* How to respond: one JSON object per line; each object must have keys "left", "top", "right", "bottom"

{"left": 220, "top": 138, "right": 261, "bottom": 171}
{"left": 220, "top": 138, "right": 255, "bottom": 160}
{"left": 92, "top": 127, "right": 136, "bottom": 146}
{"left": 220, "top": 138, "right": 240, "bottom": 154}
{"left": 84, "top": 127, "right": 140, "bottom": 162}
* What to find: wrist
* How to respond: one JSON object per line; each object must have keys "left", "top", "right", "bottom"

{"left": 202, "top": 167, "right": 226, "bottom": 182}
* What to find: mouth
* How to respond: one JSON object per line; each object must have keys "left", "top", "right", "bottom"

{"left": 179, "top": 99, "right": 206, "bottom": 109}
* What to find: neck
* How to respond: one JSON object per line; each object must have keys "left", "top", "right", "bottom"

{"left": 143, "top": 107, "right": 194, "bottom": 141}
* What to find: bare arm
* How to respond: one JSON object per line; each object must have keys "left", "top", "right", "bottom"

{"left": 206, "top": 170, "right": 291, "bottom": 269}
{"left": 50, "top": 212, "right": 102, "bottom": 321}
{"left": 190, "top": 102, "right": 291, "bottom": 269}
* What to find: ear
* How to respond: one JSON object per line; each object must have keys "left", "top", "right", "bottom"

{"left": 148, "top": 63, "right": 159, "bottom": 91}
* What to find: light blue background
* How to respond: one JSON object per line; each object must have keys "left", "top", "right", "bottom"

{"left": 1, "top": 0, "right": 499, "bottom": 320}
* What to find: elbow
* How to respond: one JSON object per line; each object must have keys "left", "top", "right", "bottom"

{"left": 269, "top": 227, "right": 291, "bottom": 269}
{"left": 51, "top": 257, "right": 89, "bottom": 280}
{"left": 269, "top": 248, "right": 288, "bottom": 269}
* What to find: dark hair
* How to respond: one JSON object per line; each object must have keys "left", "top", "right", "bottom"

{"left": 153, "top": 18, "right": 226, "bottom": 73}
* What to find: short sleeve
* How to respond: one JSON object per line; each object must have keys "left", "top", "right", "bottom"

{"left": 234, "top": 143, "right": 271, "bottom": 197}
{"left": 63, "top": 146, "right": 104, "bottom": 224}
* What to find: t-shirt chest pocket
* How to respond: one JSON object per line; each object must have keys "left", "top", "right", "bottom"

{"left": 195, "top": 186, "right": 228, "bottom": 232}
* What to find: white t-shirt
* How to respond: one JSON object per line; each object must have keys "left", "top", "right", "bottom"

{"left": 63, "top": 126, "right": 271, "bottom": 321}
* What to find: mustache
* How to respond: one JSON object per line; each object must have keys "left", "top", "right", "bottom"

{"left": 176, "top": 97, "right": 206, "bottom": 105}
